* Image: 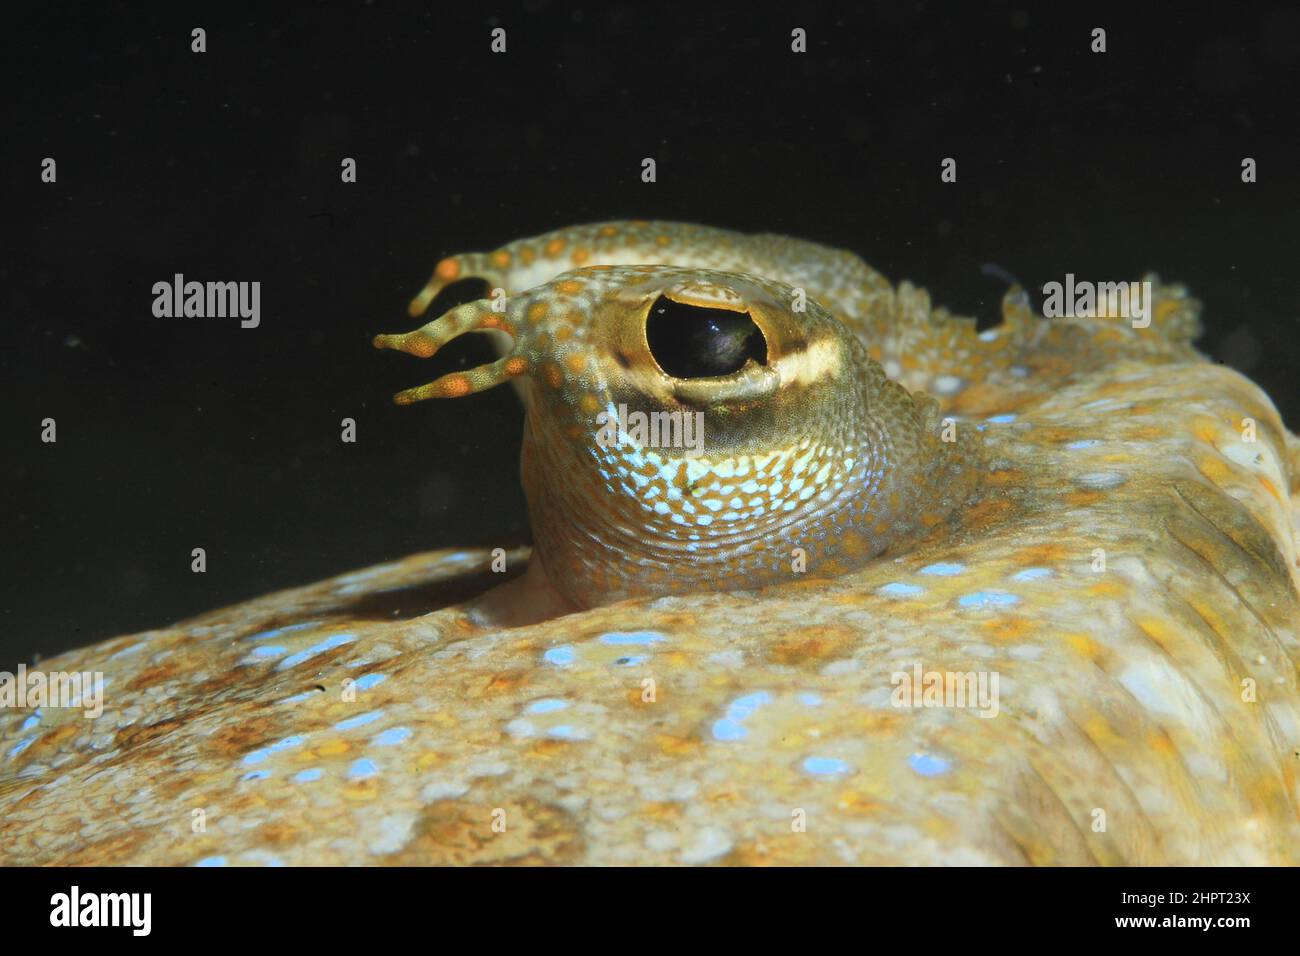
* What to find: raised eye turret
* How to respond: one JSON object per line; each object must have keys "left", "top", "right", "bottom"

{"left": 376, "top": 255, "right": 985, "bottom": 610}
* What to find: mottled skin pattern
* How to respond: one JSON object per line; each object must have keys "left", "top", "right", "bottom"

{"left": 3, "top": 222, "right": 1299, "bottom": 866}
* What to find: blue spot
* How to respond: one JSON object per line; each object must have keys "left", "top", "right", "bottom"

{"left": 276, "top": 633, "right": 356, "bottom": 670}
{"left": 335, "top": 711, "right": 383, "bottom": 731}
{"left": 244, "top": 735, "right": 306, "bottom": 765}
{"left": 547, "top": 725, "right": 587, "bottom": 740}
{"left": 242, "top": 770, "right": 271, "bottom": 781}
{"left": 336, "top": 566, "right": 388, "bottom": 585}
{"left": 909, "top": 753, "right": 951, "bottom": 776}
{"left": 281, "top": 692, "right": 317, "bottom": 705}
{"left": 879, "top": 582, "right": 924, "bottom": 597}
{"left": 985, "top": 413, "right": 1017, "bottom": 424}
{"left": 7, "top": 735, "right": 37, "bottom": 759}
{"left": 803, "top": 756, "right": 853, "bottom": 776}
{"left": 293, "top": 768, "right": 323, "bottom": 783}
{"left": 599, "top": 631, "right": 667, "bottom": 646}
{"left": 348, "top": 758, "right": 378, "bottom": 780}
{"left": 727, "top": 692, "right": 772, "bottom": 722}
{"left": 712, "top": 691, "right": 774, "bottom": 741}
{"left": 711, "top": 718, "right": 748, "bottom": 741}
{"left": 1012, "top": 567, "right": 1053, "bottom": 582}
{"left": 526, "top": 699, "right": 569, "bottom": 714}
{"left": 372, "top": 726, "right": 411, "bottom": 746}
{"left": 196, "top": 856, "right": 228, "bottom": 867}
{"left": 958, "top": 590, "right": 1020, "bottom": 609}
{"left": 798, "top": 693, "right": 823, "bottom": 707}
{"left": 354, "top": 673, "right": 387, "bottom": 690}
{"left": 20, "top": 715, "right": 40, "bottom": 732}
{"left": 544, "top": 645, "right": 575, "bottom": 666}
{"left": 1066, "top": 439, "right": 1100, "bottom": 450}
{"left": 920, "top": 562, "right": 966, "bottom": 576}
{"left": 246, "top": 621, "right": 318, "bottom": 642}
{"left": 250, "top": 645, "right": 287, "bottom": 658}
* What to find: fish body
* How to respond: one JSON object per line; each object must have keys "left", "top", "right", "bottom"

{"left": 3, "top": 222, "right": 1298, "bottom": 865}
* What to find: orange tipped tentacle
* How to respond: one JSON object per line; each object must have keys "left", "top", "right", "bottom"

{"left": 391, "top": 354, "right": 529, "bottom": 404}
{"left": 375, "top": 296, "right": 532, "bottom": 404}
{"left": 374, "top": 300, "right": 511, "bottom": 357}
{"left": 407, "top": 252, "right": 505, "bottom": 318}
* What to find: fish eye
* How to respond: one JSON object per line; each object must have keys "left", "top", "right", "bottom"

{"left": 644, "top": 296, "right": 768, "bottom": 379}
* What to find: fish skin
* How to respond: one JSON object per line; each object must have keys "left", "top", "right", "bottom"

{"left": 3, "top": 223, "right": 1299, "bottom": 865}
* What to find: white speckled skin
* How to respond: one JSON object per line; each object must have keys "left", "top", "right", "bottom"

{"left": 3, "top": 223, "right": 1299, "bottom": 865}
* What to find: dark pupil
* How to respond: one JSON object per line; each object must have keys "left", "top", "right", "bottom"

{"left": 645, "top": 297, "right": 768, "bottom": 378}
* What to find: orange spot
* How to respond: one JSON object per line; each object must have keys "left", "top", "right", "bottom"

{"left": 656, "top": 734, "right": 699, "bottom": 756}
{"left": 556, "top": 279, "right": 583, "bottom": 295}
{"left": 655, "top": 235, "right": 671, "bottom": 247}
{"left": 1148, "top": 729, "right": 1177, "bottom": 755}
{"left": 1195, "top": 455, "right": 1232, "bottom": 486}
{"left": 520, "top": 246, "right": 536, "bottom": 265}
{"left": 1066, "top": 633, "right": 1105, "bottom": 661}
{"left": 571, "top": 247, "right": 590, "bottom": 264}
{"left": 1015, "top": 542, "right": 1068, "bottom": 564}
{"left": 565, "top": 354, "right": 587, "bottom": 374}
{"left": 527, "top": 302, "right": 548, "bottom": 323}
{"left": 528, "top": 738, "right": 573, "bottom": 758}
{"left": 343, "top": 781, "right": 379, "bottom": 801}
{"left": 504, "top": 357, "right": 529, "bottom": 376}
{"left": 490, "top": 250, "right": 511, "bottom": 268}
{"left": 438, "top": 375, "right": 473, "bottom": 398}
{"left": 839, "top": 532, "right": 869, "bottom": 557}
{"left": 984, "top": 616, "right": 1033, "bottom": 642}
{"left": 985, "top": 468, "right": 1024, "bottom": 486}
{"left": 1192, "top": 417, "right": 1220, "bottom": 444}
{"left": 545, "top": 238, "right": 567, "bottom": 257}
{"left": 1062, "top": 490, "right": 1104, "bottom": 507}
{"left": 1086, "top": 579, "right": 1126, "bottom": 598}
{"left": 599, "top": 225, "right": 619, "bottom": 237}
{"left": 1125, "top": 425, "right": 1164, "bottom": 440}
{"left": 640, "top": 800, "right": 684, "bottom": 820}
{"left": 435, "top": 258, "right": 460, "bottom": 281}
{"left": 543, "top": 362, "right": 565, "bottom": 388}
{"left": 769, "top": 625, "right": 856, "bottom": 666}
{"left": 961, "top": 498, "right": 1013, "bottom": 527}
{"left": 483, "top": 670, "right": 529, "bottom": 694}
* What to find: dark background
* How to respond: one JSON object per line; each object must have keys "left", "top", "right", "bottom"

{"left": 3, "top": 1, "right": 1297, "bottom": 669}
